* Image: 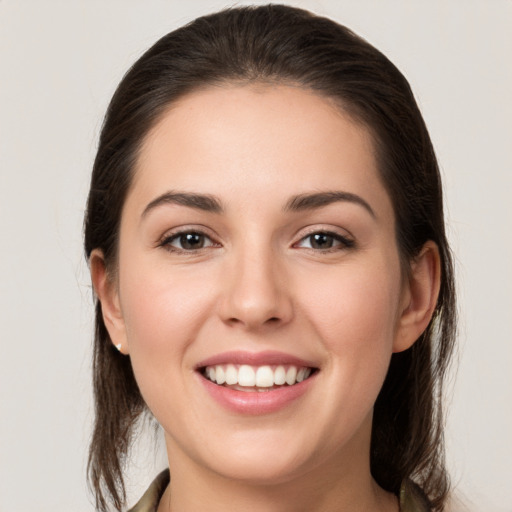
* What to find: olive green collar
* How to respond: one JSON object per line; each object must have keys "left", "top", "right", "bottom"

{"left": 129, "top": 470, "right": 431, "bottom": 512}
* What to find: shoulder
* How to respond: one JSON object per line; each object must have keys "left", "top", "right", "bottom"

{"left": 127, "top": 469, "right": 170, "bottom": 512}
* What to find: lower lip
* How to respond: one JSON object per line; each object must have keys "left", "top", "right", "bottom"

{"left": 198, "top": 372, "right": 316, "bottom": 415}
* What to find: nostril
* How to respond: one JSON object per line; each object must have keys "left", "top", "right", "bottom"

{"left": 226, "top": 316, "right": 282, "bottom": 327}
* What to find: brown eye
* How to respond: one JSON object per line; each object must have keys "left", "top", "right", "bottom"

{"left": 309, "top": 233, "right": 335, "bottom": 249}
{"left": 178, "top": 233, "right": 206, "bottom": 250}
{"left": 296, "top": 231, "right": 354, "bottom": 251}
{"left": 162, "top": 231, "right": 216, "bottom": 251}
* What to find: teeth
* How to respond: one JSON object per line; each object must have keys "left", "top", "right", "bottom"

{"left": 274, "top": 365, "right": 286, "bottom": 385}
{"left": 225, "top": 364, "right": 238, "bottom": 385}
{"left": 285, "top": 366, "right": 297, "bottom": 385}
{"left": 204, "top": 364, "right": 314, "bottom": 388}
{"left": 215, "top": 366, "right": 226, "bottom": 385}
{"left": 238, "top": 365, "right": 255, "bottom": 386}
{"left": 255, "top": 366, "right": 274, "bottom": 387}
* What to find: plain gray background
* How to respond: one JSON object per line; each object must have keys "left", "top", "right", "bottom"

{"left": 1, "top": 1, "right": 511, "bottom": 510}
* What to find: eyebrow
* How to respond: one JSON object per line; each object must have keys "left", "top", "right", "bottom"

{"left": 284, "top": 191, "right": 375, "bottom": 218}
{"left": 141, "top": 189, "right": 375, "bottom": 219}
{"left": 141, "top": 191, "right": 224, "bottom": 218}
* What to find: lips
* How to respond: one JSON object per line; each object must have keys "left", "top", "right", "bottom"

{"left": 195, "top": 351, "right": 318, "bottom": 413}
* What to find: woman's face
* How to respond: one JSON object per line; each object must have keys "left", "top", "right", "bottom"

{"left": 105, "top": 84, "right": 414, "bottom": 484}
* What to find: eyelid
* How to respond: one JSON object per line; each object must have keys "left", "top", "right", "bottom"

{"left": 156, "top": 224, "right": 355, "bottom": 253}
{"left": 293, "top": 226, "right": 355, "bottom": 250}
{"left": 158, "top": 225, "right": 221, "bottom": 252}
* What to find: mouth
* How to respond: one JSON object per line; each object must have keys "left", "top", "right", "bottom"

{"left": 200, "top": 364, "right": 318, "bottom": 392}
{"left": 195, "top": 351, "right": 319, "bottom": 413}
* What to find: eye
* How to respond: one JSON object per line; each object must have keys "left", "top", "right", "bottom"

{"left": 295, "top": 231, "right": 354, "bottom": 251}
{"left": 161, "top": 231, "right": 217, "bottom": 252}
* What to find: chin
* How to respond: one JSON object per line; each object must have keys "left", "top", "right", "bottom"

{"left": 207, "top": 451, "right": 310, "bottom": 486}
{"left": 188, "top": 426, "right": 332, "bottom": 487}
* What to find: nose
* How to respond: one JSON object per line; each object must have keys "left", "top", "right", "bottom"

{"left": 218, "top": 247, "right": 293, "bottom": 331}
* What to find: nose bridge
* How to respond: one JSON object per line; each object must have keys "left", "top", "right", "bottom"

{"left": 220, "top": 237, "right": 292, "bottom": 329}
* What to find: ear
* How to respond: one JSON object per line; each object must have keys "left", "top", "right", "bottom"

{"left": 89, "top": 249, "right": 129, "bottom": 355}
{"left": 393, "top": 241, "right": 441, "bottom": 353}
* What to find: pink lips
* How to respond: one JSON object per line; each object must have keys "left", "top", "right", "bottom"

{"left": 195, "top": 350, "right": 318, "bottom": 415}
{"left": 195, "top": 350, "right": 316, "bottom": 369}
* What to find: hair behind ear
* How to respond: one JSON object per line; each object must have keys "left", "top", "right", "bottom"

{"left": 87, "top": 250, "right": 144, "bottom": 510}
{"left": 87, "top": 302, "right": 146, "bottom": 512}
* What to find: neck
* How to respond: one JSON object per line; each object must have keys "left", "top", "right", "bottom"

{"left": 159, "top": 433, "right": 398, "bottom": 512}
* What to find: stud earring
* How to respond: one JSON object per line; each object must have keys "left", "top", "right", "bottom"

{"left": 115, "top": 343, "right": 122, "bottom": 352}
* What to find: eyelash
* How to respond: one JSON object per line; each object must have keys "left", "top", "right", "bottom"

{"left": 159, "top": 229, "right": 218, "bottom": 254}
{"left": 159, "top": 229, "right": 355, "bottom": 254}
{"left": 294, "top": 230, "right": 355, "bottom": 252}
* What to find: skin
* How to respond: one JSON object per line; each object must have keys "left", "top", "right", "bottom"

{"left": 91, "top": 84, "right": 440, "bottom": 511}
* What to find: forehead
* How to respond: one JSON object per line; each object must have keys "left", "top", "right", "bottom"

{"left": 128, "top": 84, "right": 392, "bottom": 220}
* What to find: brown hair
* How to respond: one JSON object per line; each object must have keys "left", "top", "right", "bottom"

{"left": 84, "top": 5, "right": 456, "bottom": 511}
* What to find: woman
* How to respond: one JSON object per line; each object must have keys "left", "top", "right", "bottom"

{"left": 84, "top": 5, "right": 456, "bottom": 511}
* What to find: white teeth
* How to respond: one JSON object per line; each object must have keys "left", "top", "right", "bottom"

{"left": 204, "top": 364, "right": 314, "bottom": 388}
{"left": 285, "top": 366, "right": 297, "bottom": 385}
{"left": 255, "top": 366, "right": 274, "bottom": 387}
{"left": 238, "top": 365, "right": 256, "bottom": 386}
{"left": 215, "top": 366, "right": 226, "bottom": 385}
{"left": 225, "top": 364, "right": 238, "bottom": 385}
{"left": 274, "top": 365, "right": 286, "bottom": 385}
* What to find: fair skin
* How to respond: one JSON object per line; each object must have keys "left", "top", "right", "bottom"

{"left": 91, "top": 84, "right": 440, "bottom": 512}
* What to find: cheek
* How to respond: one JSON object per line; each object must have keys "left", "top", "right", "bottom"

{"left": 117, "top": 258, "right": 217, "bottom": 397}
{"left": 304, "top": 263, "right": 400, "bottom": 342}
{"left": 298, "top": 259, "right": 402, "bottom": 396}
{"left": 120, "top": 253, "right": 214, "bottom": 337}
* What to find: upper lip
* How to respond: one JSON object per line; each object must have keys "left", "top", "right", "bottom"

{"left": 195, "top": 350, "right": 318, "bottom": 369}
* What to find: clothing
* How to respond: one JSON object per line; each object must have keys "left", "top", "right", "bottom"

{"left": 127, "top": 469, "right": 431, "bottom": 512}
{"left": 128, "top": 470, "right": 169, "bottom": 512}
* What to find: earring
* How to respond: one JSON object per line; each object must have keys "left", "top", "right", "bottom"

{"left": 115, "top": 343, "right": 122, "bottom": 352}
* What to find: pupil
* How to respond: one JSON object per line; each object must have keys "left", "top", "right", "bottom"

{"left": 181, "top": 233, "right": 204, "bottom": 249}
{"left": 312, "top": 233, "right": 333, "bottom": 249}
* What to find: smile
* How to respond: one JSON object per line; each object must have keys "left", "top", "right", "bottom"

{"left": 202, "top": 364, "right": 314, "bottom": 391}
{"left": 196, "top": 351, "right": 319, "bottom": 414}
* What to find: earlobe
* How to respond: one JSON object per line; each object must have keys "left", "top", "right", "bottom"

{"left": 393, "top": 241, "right": 441, "bottom": 353}
{"left": 89, "top": 249, "right": 129, "bottom": 355}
